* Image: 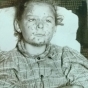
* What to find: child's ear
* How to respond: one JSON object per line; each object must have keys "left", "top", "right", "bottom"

{"left": 54, "top": 26, "right": 57, "bottom": 33}
{"left": 14, "top": 19, "right": 21, "bottom": 33}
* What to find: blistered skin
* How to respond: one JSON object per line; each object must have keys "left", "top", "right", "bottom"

{"left": 18, "top": 2, "right": 56, "bottom": 46}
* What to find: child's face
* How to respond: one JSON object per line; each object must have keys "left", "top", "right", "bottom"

{"left": 18, "top": 2, "right": 56, "bottom": 45}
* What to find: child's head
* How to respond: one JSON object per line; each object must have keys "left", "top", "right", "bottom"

{"left": 15, "top": 0, "right": 57, "bottom": 46}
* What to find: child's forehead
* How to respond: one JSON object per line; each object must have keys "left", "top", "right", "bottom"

{"left": 24, "top": 2, "right": 56, "bottom": 15}
{"left": 25, "top": 1, "right": 55, "bottom": 10}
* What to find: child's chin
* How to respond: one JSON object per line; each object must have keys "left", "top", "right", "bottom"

{"left": 28, "top": 41, "right": 45, "bottom": 46}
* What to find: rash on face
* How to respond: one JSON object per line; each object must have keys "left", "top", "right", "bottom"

{"left": 19, "top": 2, "right": 56, "bottom": 46}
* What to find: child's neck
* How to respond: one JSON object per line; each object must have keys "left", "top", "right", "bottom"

{"left": 24, "top": 42, "right": 46, "bottom": 56}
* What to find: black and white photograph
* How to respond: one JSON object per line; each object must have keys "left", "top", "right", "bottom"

{"left": 0, "top": 0, "right": 88, "bottom": 88}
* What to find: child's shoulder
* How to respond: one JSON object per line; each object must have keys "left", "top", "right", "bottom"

{"left": 0, "top": 48, "right": 20, "bottom": 63}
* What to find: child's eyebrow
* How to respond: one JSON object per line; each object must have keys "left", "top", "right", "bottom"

{"left": 26, "top": 15, "right": 34, "bottom": 17}
{"left": 26, "top": 15, "right": 54, "bottom": 19}
{"left": 47, "top": 16, "right": 54, "bottom": 19}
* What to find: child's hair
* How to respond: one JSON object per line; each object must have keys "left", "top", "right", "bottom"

{"left": 15, "top": 0, "right": 57, "bottom": 22}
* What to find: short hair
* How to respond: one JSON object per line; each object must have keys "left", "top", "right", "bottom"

{"left": 15, "top": 0, "right": 57, "bottom": 21}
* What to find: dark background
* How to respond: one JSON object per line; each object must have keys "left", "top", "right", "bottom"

{"left": 57, "top": 0, "right": 87, "bottom": 48}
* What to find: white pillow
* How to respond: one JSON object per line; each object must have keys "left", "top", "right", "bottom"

{"left": 0, "top": 7, "right": 17, "bottom": 51}
{"left": 0, "top": 6, "right": 80, "bottom": 52}
{"left": 51, "top": 6, "right": 80, "bottom": 52}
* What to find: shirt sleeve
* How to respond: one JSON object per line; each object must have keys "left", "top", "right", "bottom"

{"left": 62, "top": 46, "right": 88, "bottom": 88}
{"left": 0, "top": 51, "right": 22, "bottom": 88}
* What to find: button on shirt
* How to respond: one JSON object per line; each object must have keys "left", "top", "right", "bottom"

{"left": 0, "top": 41, "right": 88, "bottom": 88}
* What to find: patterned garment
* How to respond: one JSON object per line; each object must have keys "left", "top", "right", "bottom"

{"left": 0, "top": 41, "right": 88, "bottom": 88}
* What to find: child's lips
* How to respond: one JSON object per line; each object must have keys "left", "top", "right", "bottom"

{"left": 35, "top": 34, "right": 45, "bottom": 37}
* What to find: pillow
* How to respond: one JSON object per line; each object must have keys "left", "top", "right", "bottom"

{"left": 0, "top": 7, "right": 17, "bottom": 51}
{"left": 51, "top": 6, "right": 80, "bottom": 52}
{"left": 0, "top": 6, "right": 80, "bottom": 52}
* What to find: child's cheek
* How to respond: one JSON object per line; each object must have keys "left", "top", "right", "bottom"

{"left": 26, "top": 22, "right": 36, "bottom": 31}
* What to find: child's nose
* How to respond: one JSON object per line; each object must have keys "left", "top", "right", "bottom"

{"left": 37, "top": 22, "right": 44, "bottom": 29}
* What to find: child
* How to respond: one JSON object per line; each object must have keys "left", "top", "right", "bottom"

{"left": 0, "top": 0, "right": 88, "bottom": 88}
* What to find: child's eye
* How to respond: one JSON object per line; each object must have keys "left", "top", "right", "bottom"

{"left": 46, "top": 19, "right": 52, "bottom": 23}
{"left": 28, "top": 18, "right": 35, "bottom": 22}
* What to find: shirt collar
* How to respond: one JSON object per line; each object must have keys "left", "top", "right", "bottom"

{"left": 16, "top": 40, "right": 52, "bottom": 58}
